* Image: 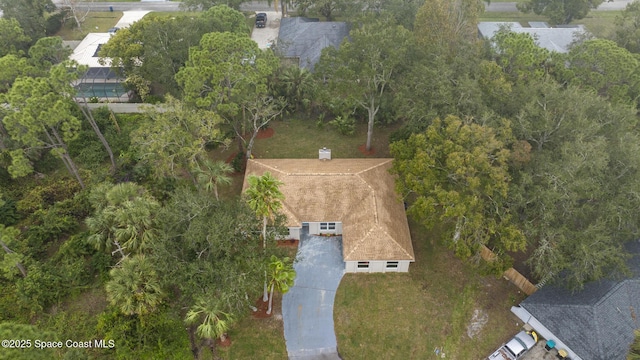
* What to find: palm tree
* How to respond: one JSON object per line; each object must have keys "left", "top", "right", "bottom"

{"left": 280, "top": 66, "right": 314, "bottom": 112}
{"left": 105, "top": 255, "right": 164, "bottom": 317}
{"left": 196, "top": 159, "right": 233, "bottom": 201}
{"left": 244, "top": 172, "right": 284, "bottom": 301}
{"left": 185, "top": 297, "right": 236, "bottom": 359}
{"left": 267, "top": 255, "right": 296, "bottom": 315}
{"left": 86, "top": 182, "right": 160, "bottom": 260}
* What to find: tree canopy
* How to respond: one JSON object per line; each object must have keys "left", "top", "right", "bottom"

{"left": 517, "top": 0, "right": 604, "bottom": 24}
{"left": 99, "top": 6, "right": 249, "bottom": 97}
{"left": 391, "top": 115, "right": 525, "bottom": 259}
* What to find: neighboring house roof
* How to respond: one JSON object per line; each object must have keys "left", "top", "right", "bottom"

{"left": 70, "top": 33, "right": 112, "bottom": 68}
{"left": 277, "top": 17, "right": 349, "bottom": 70}
{"left": 517, "top": 239, "right": 640, "bottom": 360}
{"left": 242, "top": 158, "right": 415, "bottom": 262}
{"left": 478, "top": 21, "right": 587, "bottom": 53}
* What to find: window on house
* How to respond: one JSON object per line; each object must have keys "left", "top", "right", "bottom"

{"left": 357, "top": 261, "right": 369, "bottom": 269}
{"left": 320, "top": 222, "right": 336, "bottom": 231}
{"left": 386, "top": 261, "right": 399, "bottom": 269}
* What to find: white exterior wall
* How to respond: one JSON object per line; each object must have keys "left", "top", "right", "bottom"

{"left": 345, "top": 260, "right": 411, "bottom": 273}
{"left": 308, "top": 222, "right": 342, "bottom": 235}
{"left": 288, "top": 227, "right": 301, "bottom": 240}
{"left": 511, "top": 306, "right": 582, "bottom": 360}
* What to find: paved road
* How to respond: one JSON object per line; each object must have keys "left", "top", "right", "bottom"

{"left": 283, "top": 229, "right": 345, "bottom": 360}
{"left": 55, "top": 0, "right": 633, "bottom": 13}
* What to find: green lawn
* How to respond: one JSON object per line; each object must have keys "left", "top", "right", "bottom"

{"left": 56, "top": 12, "right": 123, "bottom": 40}
{"left": 334, "top": 221, "right": 526, "bottom": 360}
{"left": 251, "top": 118, "right": 396, "bottom": 159}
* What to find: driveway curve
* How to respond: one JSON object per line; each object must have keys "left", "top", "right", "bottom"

{"left": 283, "top": 230, "right": 345, "bottom": 360}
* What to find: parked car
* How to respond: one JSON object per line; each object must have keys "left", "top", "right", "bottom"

{"left": 255, "top": 13, "right": 267, "bottom": 28}
{"left": 487, "top": 331, "right": 538, "bottom": 360}
{"left": 107, "top": 27, "right": 120, "bottom": 34}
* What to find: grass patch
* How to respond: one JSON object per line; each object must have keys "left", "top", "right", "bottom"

{"left": 250, "top": 118, "right": 396, "bottom": 159}
{"left": 56, "top": 12, "right": 123, "bottom": 40}
{"left": 220, "top": 294, "right": 287, "bottom": 359}
{"left": 334, "top": 221, "right": 526, "bottom": 359}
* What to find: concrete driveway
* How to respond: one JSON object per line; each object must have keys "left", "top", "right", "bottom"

{"left": 250, "top": 11, "right": 281, "bottom": 49}
{"left": 283, "top": 228, "right": 345, "bottom": 359}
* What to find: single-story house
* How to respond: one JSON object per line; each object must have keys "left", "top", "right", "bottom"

{"left": 276, "top": 17, "right": 349, "bottom": 70}
{"left": 511, "top": 239, "right": 640, "bottom": 360}
{"left": 478, "top": 21, "right": 587, "bottom": 53}
{"left": 242, "top": 156, "right": 415, "bottom": 273}
{"left": 69, "top": 33, "right": 130, "bottom": 102}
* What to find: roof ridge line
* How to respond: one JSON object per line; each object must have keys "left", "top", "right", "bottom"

{"left": 355, "top": 158, "right": 393, "bottom": 175}
{"left": 249, "top": 159, "right": 287, "bottom": 175}
{"left": 343, "top": 226, "right": 376, "bottom": 259}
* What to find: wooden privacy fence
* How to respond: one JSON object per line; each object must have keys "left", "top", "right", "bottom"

{"left": 480, "top": 245, "right": 538, "bottom": 295}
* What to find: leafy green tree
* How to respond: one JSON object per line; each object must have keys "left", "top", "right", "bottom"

{"left": 391, "top": 115, "right": 525, "bottom": 259}
{"left": 243, "top": 95, "right": 285, "bottom": 159}
{"left": 615, "top": 0, "right": 640, "bottom": 53}
{"left": 105, "top": 254, "right": 164, "bottom": 317}
{"left": 554, "top": 39, "right": 640, "bottom": 106}
{"left": 196, "top": 159, "right": 233, "bottom": 201}
{"left": 152, "top": 189, "right": 268, "bottom": 355}
{"left": 414, "top": 0, "right": 484, "bottom": 57}
{"left": 100, "top": 6, "right": 248, "bottom": 97}
{"left": 176, "top": 31, "right": 278, "bottom": 153}
{"left": 0, "top": 18, "right": 31, "bottom": 57}
{"left": 86, "top": 182, "right": 160, "bottom": 260}
{"left": 489, "top": 28, "right": 551, "bottom": 84}
{"left": 244, "top": 172, "right": 284, "bottom": 301}
{"left": 0, "top": 0, "right": 55, "bottom": 42}
{"left": 132, "top": 97, "right": 226, "bottom": 180}
{"left": 317, "top": 17, "right": 412, "bottom": 151}
{"left": 0, "top": 54, "right": 39, "bottom": 93}
{"left": 294, "top": 0, "right": 350, "bottom": 20}
{"left": 28, "top": 36, "right": 72, "bottom": 67}
{"left": 517, "top": 0, "right": 603, "bottom": 25}
{"left": 511, "top": 84, "right": 640, "bottom": 289}
{"left": 1, "top": 64, "right": 84, "bottom": 186}
{"left": 267, "top": 255, "right": 295, "bottom": 315}
{"left": 0, "top": 224, "right": 26, "bottom": 278}
{"left": 0, "top": 322, "right": 57, "bottom": 360}
{"left": 185, "top": 297, "right": 236, "bottom": 358}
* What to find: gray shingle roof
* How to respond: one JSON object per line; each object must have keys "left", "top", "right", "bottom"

{"left": 520, "top": 240, "right": 640, "bottom": 360}
{"left": 276, "top": 17, "right": 349, "bottom": 70}
{"left": 477, "top": 22, "right": 587, "bottom": 53}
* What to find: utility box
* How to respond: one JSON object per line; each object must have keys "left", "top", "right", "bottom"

{"left": 319, "top": 147, "right": 331, "bottom": 160}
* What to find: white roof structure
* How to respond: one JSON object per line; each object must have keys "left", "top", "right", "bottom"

{"left": 478, "top": 22, "right": 587, "bottom": 53}
{"left": 69, "top": 33, "right": 112, "bottom": 68}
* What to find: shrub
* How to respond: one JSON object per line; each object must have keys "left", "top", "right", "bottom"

{"left": 0, "top": 198, "right": 20, "bottom": 226}
{"left": 45, "top": 10, "right": 66, "bottom": 36}
{"left": 231, "top": 151, "right": 246, "bottom": 173}
{"left": 16, "top": 179, "right": 82, "bottom": 216}
{"left": 328, "top": 115, "right": 355, "bottom": 136}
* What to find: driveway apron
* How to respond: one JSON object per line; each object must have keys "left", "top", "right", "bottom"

{"left": 283, "top": 229, "right": 345, "bottom": 359}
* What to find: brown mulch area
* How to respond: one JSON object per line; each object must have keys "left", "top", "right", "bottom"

{"left": 358, "top": 144, "right": 376, "bottom": 156}
{"left": 216, "top": 336, "right": 232, "bottom": 348}
{"left": 255, "top": 127, "right": 275, "bottom": 139}
{"left": 252, "top": 298, "right": 272, "bottom": 319}
{"left": 277, "top": 239, "right": 299, "bottom": 248}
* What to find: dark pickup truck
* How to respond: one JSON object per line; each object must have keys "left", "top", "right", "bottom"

{"left": 255, "top": 13, "right": 267, "bottom": 28}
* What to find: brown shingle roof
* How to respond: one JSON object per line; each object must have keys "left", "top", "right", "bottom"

{"left": 242, "top": 159, "right": 415, "bottom": 261}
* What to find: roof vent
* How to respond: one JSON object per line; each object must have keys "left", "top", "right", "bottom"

{"left": 319, "top": 147, "right": 331, "bottom": 160}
